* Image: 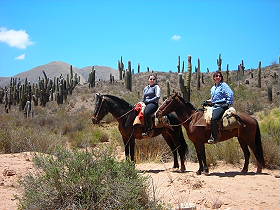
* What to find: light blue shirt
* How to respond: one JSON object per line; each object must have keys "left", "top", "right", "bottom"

{"left": 210, "top": 82, "right": 234, "bottom": 105}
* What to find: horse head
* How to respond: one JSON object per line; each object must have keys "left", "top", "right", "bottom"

{"left": 92, "top": 93, "right": 109, "bottom": 124}
{"left": 156, "top": 92, "right": 181, "bottom": 118}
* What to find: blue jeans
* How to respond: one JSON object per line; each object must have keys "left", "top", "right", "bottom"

{"left": 144, "top": 103, "right": 158, "bottom": 131}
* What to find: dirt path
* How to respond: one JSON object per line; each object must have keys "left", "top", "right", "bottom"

{"left": 137, "top": 162, "right": 280, "bottom": 210}
{"left": 0, "top": 153, "right": 279, "bottom": 210}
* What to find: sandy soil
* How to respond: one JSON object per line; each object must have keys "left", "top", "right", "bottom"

{"left": 0, "top": 152, "right": 279, "bottom": 210}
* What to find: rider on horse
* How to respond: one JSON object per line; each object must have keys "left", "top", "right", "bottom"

{"left": 142, "top": 74, "right": 161, "bottom": 137}
{"left": 204, "top": 71, "right": 234, "bottom": 144}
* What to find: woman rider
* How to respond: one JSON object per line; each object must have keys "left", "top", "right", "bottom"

{"left": 142, "top": 74, "right": 161, "bottom": 137}
{"left": 205, "top": 71, "right": 234, "bottom": 144}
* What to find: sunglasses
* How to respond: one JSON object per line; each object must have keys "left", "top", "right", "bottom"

{"left": 214, "top": 75, "right": 222, "bottom": 78}
{"left": 149, "top": 78, "right": 156, "bottom": 81}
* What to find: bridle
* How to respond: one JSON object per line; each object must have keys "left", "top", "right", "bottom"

{"left": 92, "top": 96, "right": 105, "bottom": 122}
{"left": 157, "top": 95, "right": 195, "bottom": 127}
{"left": 157, "top": 95, "right": 176, "bottom": 118}
{"left": 92, "top": 95, "right": 135, "bottom": 121}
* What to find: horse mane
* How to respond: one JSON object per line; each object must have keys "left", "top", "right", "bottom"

{"left": 176, "top": 94, "right": 197, "bottom": 111}
{"left": 103, "top": 94, "right": 133, "bottom": 109}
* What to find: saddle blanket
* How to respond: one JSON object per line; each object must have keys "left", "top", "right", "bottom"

{"left": 203, "top": 106, "right": 238, "bottom": 129}
{"left": 133, "top": 102, "right": 146, "bottom": 125}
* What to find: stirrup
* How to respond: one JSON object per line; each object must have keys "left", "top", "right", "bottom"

{"left": 207, "top": 136, "right": 217, "bottom": 144}
{"left": 142, "top": 129, "right": 152, "bottom": 137}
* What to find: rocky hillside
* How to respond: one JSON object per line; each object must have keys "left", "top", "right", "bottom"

{"left": 0, "top": 61, "right": 118, "bottom": 87}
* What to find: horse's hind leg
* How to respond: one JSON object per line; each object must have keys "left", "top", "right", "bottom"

{"left": 248, "top": 143, "right": 263, "bottom": 173}
{"left": 238, "top": 140, "right": 250, "bottom": 173}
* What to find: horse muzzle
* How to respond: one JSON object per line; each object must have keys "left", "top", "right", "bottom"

{"left": 91, "top": 116, "right": 100, "bottom": 124}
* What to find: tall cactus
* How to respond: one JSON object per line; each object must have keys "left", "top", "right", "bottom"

{"left": 197, "top": 58, "right": 201, "bottom": 90}
{"left": 257, "top": 61, "right": 262, "bottom": 88}
{"left": 177, "top": 56, "right": 181, "bottom": 73}
{"left": 182, "top": 61, "right": 185, "bottom": 73}
{"left": 185, "top": 56, "right": 192, "bottom": 102}
{"left": 166, "top": 80, "right": 171, "bottom": 97}
{"left": 267, "top": 86, "right": 272, "bottom": 102}
{"left": 226, "top": 64, "right": 229, "bottom": 82}
{"left": 137, "top": 63, "right": 140, "bottom": 74}
{"left": 125, "top": 61, "right": 132, "bottom": 91}
{"left": 217, "top": 54, "right": 222, "bottom": 71}
{"left": 240, "top": 60, "right": 245, "bottom": 76}
{"left": 178, "top": 73, "right": 187, "bottom": 100}
{"left": 88, "top": 66, "right": 96, "bottom": 88}
{"left": 118, "top": 56, "right": 124, "bottom": 80}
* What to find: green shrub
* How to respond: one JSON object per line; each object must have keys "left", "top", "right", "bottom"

{"left": 18, "top": 147, "right": 164, "bottom": 210}
{"left": 206, "top": 138, "right": 242, "bottom": 166}
{"left": 69, "top": 127, "right": 109, "bottom": 148}
{"left": 259, "top": 108, "right": 280, "bottom": 168}
{"left": 0, "top": 127, "right": 65, "bottom": 154}
{"left": 135, "top": 136, "right": 171, "bottom": 163}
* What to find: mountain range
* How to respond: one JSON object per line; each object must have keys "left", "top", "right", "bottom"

{"left": 0, "top": 61, "right": 119, "bottom": 87}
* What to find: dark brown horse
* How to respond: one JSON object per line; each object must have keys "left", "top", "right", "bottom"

{"left": 91, "top": 93, "right": 188, "bottom": 171}
{"left": 156, "top": 93, "right": 265, "bottom": 175}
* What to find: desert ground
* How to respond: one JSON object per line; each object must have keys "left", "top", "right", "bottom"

{"left": 0, "top": 152, "right": 279, "bottom": 210}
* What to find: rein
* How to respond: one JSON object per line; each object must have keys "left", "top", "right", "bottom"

{"left": 171, "top": 112, "right": 195, "bottom": 127}
{"left": 117, "top": 107, "right": 135, "bottom": 120}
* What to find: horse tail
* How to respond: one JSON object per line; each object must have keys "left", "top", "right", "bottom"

{"left": 254, "top": 119, "right": 265, "bottom": 167}
{"left": 167, "top": 113, "right": 189, "bottom": 156}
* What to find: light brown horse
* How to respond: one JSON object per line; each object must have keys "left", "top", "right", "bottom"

{"left": 156, "top": 93, "right": 265, "bottom": 175}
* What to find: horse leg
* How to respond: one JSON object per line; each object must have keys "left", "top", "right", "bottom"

{"left": 123, "top": 137, "right": 130, "bottom": 160}
{"left": 248, "top": 143, "right": 263, "bottom": 173}
{"left": 194, "top": 143, "right": 205, "bottom": 175}
{"left": 238, "top": 140, "right": 250, "bottom": 173}
{"left": 200, "top": 144, "right": 209, "bottom": 174}
{"left": 129, "top": 137, "right": 136, "bottom": 162}
{"left": 162, "top": 132, "right": 180, "bottom": 169}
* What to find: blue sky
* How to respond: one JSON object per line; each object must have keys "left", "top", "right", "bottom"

{"left": 0, "top": 0, "right": 279, "bottom": 77}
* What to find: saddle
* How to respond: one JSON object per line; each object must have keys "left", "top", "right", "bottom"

{"left": 193, "top": 107, "right": 240, "bottom": 130}
{"left": 125, "top": 102, "right": 170, "bottom": 129}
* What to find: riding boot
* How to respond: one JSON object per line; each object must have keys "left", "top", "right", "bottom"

{"left": 208, "top": 120, "right": 219, "bottom": 144}
{"left": 142, "top": 116, "right": 153, "bottom": 137}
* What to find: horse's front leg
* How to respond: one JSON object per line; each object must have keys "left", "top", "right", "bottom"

{"left": 201, "top": 144, "right": 209, "bottom": 174}
{"left": 129, "top": 137, "right": 136, "bottom": 162}
{"left": 123, "top": 136, "right": 130, "bottom": 160}
{"left": 194, "top": 143, "right": 204, "bottom": 175}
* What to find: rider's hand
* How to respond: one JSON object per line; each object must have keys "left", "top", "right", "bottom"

{"left": 202, "top": 100, "right": 213, "bottom": 107}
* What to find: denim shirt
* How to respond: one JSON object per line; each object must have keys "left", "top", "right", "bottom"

{"left": 210, "top": 82, "right": 234, "bottom": 105}
{"left": 143, "top": 84, "right": 160, "bottom": 104}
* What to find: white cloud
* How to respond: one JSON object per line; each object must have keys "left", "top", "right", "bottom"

{"left": 0, "top": 27, "right": 34, "bottom": 49}
{"left": 15, "top": 54, "right": 26, "bottom": 60}
{"left": 171, "top": 35, "right": 181, "bottom": 41}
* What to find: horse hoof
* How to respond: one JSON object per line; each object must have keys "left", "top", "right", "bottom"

{"left": 180, "top": 167, "right": 186, "bottom": 172}
{"left": 196, "top": 170, "right": 202, "bottom": 175}
{"left": 256, "top": 169, "right": 262, "bottom": 174}
{"left": 241, "top": 169, "right": 248, "bottom": 174}
{"left": 202, "top": 170, "right": 209, "bottom": 175}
